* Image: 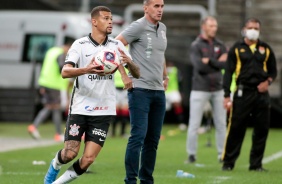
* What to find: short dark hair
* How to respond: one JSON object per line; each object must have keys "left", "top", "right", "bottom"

{"left": 64, "top": 36, "right": 75, "bottom": 46}
{"left": 91, "top": 6, "right": 111, "bottom": 18}
{"left": 244, "top": 17, "right": 261, "bottom": 27}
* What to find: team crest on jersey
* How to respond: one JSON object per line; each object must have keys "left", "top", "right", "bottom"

{"left": 214, "top": 46, "right": 220, "bottom": 53}
{"left": 240, "top": 48, "right": 246, "bottom": 52}
{"left": 161, "top": 30, "right": 167, "bottom": 40}
{"left": 69, "top": 124, "right": 80, "bottom": 136}
{"left": 259, "top": 46, "right": 265, "bottom": 54}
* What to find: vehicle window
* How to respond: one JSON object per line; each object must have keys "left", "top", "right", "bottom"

{"left": 22, "top": 34, "right": 55, "bottom": 63}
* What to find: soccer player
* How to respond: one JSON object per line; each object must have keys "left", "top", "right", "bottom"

{"left": 44, "top": 6, "right": 140, "bottom": 184}
{"left": 116, "top": 0, "right": 168, "bottom": 183}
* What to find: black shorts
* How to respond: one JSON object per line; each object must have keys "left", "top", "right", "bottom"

{"left": 64, "top": 114, "right": 114, "bottom": 147}
{"left": 41, "top": 87, "right": 61, "bottom": 105}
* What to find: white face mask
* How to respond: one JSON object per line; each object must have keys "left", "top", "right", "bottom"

{"left": 245, "top": 29, "right": 260, "bottom": 41}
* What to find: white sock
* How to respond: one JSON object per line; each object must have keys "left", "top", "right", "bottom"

{"left": 52, "top": 152, "right": 63, "bottom": 170}
{"left": 53, "top": 165, "right": 78, "bottom": 184}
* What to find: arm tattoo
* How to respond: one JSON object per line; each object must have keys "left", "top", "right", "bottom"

{"left": 127, "top": 61, "right": 140, "bottom": 78}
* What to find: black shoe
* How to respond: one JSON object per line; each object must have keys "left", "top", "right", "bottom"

{"left": 249, "top": 167, "right": 268, "bottom": 172}
{"left": 188, "top": 155, "right": 196, "bottom": 163}
{"left": 222, "top": 165, "right": 233, "bottom": 171}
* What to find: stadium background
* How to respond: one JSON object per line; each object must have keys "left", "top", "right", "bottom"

{"left": 1, "top": 0, "right": 282, "bottom": 127}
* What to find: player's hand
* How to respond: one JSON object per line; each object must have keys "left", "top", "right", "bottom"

{"left": 163, "top": 78, "right": 169, "bottom": 90}
{"left": 87, "top": 57, "right": 105, "bottom": 76}
{"left": 257, "top": 80, "right": 269, "bottom": 93}
{"left": 118, "top": 47, "right": 131, "bottom": 65}
{"left": 223, "top": 97, "right": 232, "bottom": 110}
{"left": 118, "top": 47, "right": 140, "bottom": 79}
{"left": 218, "top": 53, "right": 228, "bottom": 62}
{"left": 121, "top": 73, "right": 133, "bottom": 90}
{"left": 202, "top": 57, "right": 209, "bottom": 64}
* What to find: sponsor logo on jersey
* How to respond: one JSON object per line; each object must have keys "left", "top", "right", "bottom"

{"left": 85, "top": 106, "right": 93, "bottom": 111}
{"left": 88, "top": 74, "right": 113, "bottom": 81}
{"left": 92, "top": 128, "right": 107, "bottom": 138}
{"left": 85, "top": 106, "right": 109, "bottom": 112}
{"left": 69, "top": 124, "right": 80, "bottom": 136}
{"left": 99, "top": 138, "right": 105, "bottom": 142}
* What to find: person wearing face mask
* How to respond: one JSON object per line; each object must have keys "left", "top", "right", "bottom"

{"left": 221, "top": 17, "right": 277, "bottom": 172}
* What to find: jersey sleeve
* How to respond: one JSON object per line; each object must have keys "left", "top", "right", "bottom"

{"left": 121, "top": 21, "right": 144, "bottom": 44}
{"left": 65, "top": 40, "right": 80, "bottom": 66}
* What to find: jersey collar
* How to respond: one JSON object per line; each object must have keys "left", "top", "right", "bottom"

{"left": 88, "top": 33, "right": 109, "bottom": 47}
{"left": 144, "top": 17, "right": 159, "bottom": 31}
{"left": 240, "top": 38, "right": 260, "bottom": 46}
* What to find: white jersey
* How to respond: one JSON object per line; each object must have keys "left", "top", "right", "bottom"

{"left": 66, "top": 34, "right": 131, "bottom": 116}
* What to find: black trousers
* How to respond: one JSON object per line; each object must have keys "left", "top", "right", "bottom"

{"left": 222, "top": 89, "right": 270, "bottom": 169}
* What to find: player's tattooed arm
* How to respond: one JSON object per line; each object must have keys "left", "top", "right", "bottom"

{"left": 118, "top": 47, "right": 140, "bottom": 79}
{"left": 126, "top": 60, "right": 140, "bottom": 79}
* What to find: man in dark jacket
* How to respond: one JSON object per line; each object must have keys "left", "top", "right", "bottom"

{"left": 222, "top": 17, "right": 277, "bottom": 171}
{"left": 186, "top": 16, "right": 227, "bottom": 163}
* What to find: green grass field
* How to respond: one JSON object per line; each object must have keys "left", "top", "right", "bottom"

{"left": 0, "top": 122, "right": 281, "bottom": 184}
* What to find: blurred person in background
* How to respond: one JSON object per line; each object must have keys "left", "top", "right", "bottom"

{"left": 221, "top": 17, "right": 277, "bottom": 171}
{"left": 165, "top": 60, "right": 185, "bottom": 130}
{"left": 111, "top": 69, "right": 130, "bottom": 137}
{"left": 116, "top": 0, "right": 168, "bottom": 183}
{"left": 186, "top": 16, "right": 227, "bottom": 163}
{"left": 28, "top": 38, "right": 75, "bottom": 142}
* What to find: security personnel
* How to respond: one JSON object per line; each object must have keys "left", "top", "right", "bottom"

{"left": 111, "top": 69, "right": 129, "bottom": 137}
{"left": 165, "top": 61, "right": 184, "bottom": 124}
{"left": 28, "top": 40, "right": 74, "bottom": 141}
{"left": 222, "top": 17, "right": 277, "bottom": 171}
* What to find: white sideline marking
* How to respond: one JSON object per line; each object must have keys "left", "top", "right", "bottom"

{"left": 210, "top": 176, "right": 231, "bottom": 184}
{"left": 2, "top": 172, "right": 44, "bottom": 175}
{"left": 0, "top": 137, "right": 59, "bottom": 152}
{"left": 262, "top": 150, "right": 282, "bottom": 164}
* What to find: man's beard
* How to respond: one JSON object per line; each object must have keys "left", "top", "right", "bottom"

{"left": 106, "top": 30, "right": 112, "bottom": 35}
